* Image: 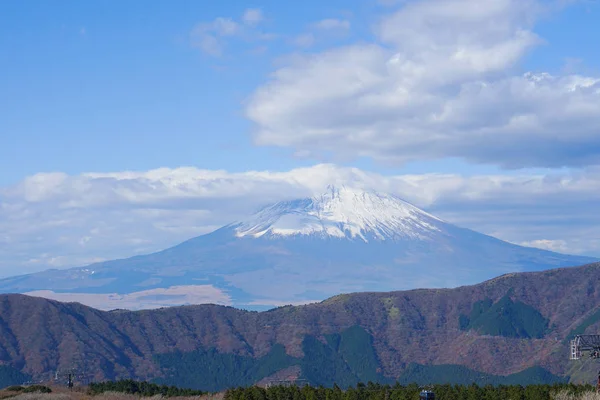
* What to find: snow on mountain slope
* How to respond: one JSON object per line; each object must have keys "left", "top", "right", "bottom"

{"left": 233, "top": 185, "right": 443, "bottom": 241}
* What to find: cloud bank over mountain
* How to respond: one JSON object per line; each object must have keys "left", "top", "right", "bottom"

{"left": 1, "top": 164, "right": 600, "bottom": 277}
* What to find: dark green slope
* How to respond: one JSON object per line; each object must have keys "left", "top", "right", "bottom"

{"left": 154, "top": 326, "right": 389, "bottom": 390}
{"left": 154, "top": 344, "right": 297, "bottom": 392}
{"left": 153, "top": 326, "right": 562, "bottom": 391}
{"left": 459, "top": 292, "right": 549, "bottom": 339}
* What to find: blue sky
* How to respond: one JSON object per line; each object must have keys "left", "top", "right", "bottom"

{"left": 1, "top": 0, "right": 375, "bottom": 184}
{"left": 1, "top": 0, "right": 600, "bottom": 276}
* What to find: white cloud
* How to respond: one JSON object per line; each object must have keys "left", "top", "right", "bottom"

{"left": 1, "top": 164, "right": 600, "bottom": 277}
{"left": 242, "top": 9, "right": 265, "bottom": 26}
{"left": 213, "top": 18, "right": 240, "bottom": 36}
{"left": 246, "top": 0, "right": 600, "bottom": 169}
{"left": 519, "top": 239, "right": 569, "bottom": 253}
{"left": 314, "top": 19, "right": 350, "bottom": 31}
{"left": 190, "top": 18, "right": 240, "bottom": 56}
{"left": 190, "top": 8, "right": 269, "bottom": 56}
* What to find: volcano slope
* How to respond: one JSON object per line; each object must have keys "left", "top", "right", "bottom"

{"left": 0, "top": 186, "right": 595, "bottom": 310}
{"left": 1, "top": 262, "right": 600, "bottom": 389}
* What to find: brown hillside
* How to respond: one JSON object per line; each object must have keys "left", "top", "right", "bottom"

{"left": 1, "top": 262, "right": 600, "bottom": 384}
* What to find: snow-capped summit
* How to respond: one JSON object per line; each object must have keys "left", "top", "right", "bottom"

{"left": 232, "top": 185, "right": 444, "bottom": 241}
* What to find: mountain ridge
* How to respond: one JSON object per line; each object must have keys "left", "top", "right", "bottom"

{"left": 1, "top": 262, "right": 600, "bottom": 388}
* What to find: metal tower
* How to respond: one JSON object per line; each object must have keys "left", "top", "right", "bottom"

{"left": 54, "top": 368, "right": 87, "bottom": 390}
{"left": 570, "top": 335, "right": 600, "bottom": 360}
{"left": 570, "top": 335, "right": 600, "bottom": 392}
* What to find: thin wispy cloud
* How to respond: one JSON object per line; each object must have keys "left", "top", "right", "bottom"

{"left": 242, "top": 8, "right": 265, "bottom": 26}
{"left": 292, "top": 33, "right": 315, "bottom": 48}
{"left": 190, "top": 8, "right": 271, "bottom": 56}
{"left": 313, "top": 18, "right": 350, "bottom": 30}
{"left": 291, "top": 18, "right": 351, "bottom": 48}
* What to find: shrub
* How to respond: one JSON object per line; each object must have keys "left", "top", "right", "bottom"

{"left": 88, "top": 380, "right": 204, "bottom": 397}
{"left": 22, "top": 385, "right": 52, "bottom": 393}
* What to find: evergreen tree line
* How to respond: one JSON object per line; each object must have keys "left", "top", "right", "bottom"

{"left": 225, "top": 382, "right": 597, "bottom": 400}
{"left": 88, "top": 379, "right": 205, "bottom": 397}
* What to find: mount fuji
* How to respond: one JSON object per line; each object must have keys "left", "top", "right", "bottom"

{"left": 0, "top": 186, "right": 596, "bottom": 310}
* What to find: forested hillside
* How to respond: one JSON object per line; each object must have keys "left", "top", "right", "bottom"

{"left": 2, "top": 262, "right": 600, "bottom": 390}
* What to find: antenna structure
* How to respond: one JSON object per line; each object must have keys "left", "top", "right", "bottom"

{"left": 54, "top": 367, "right": 87, "bottom": 390}
{"left": 570, "top": 335, "right": 600, "bottom": 393}
{"left": 570, "top": 335, "right": 600, "bottom": 360}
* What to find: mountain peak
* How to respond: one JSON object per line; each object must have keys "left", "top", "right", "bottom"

{"left": 2, "top": 185, "right": 597, "bottom": 311}
{"left": 232, "top": 186, "right": 444, "bottom": 242}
